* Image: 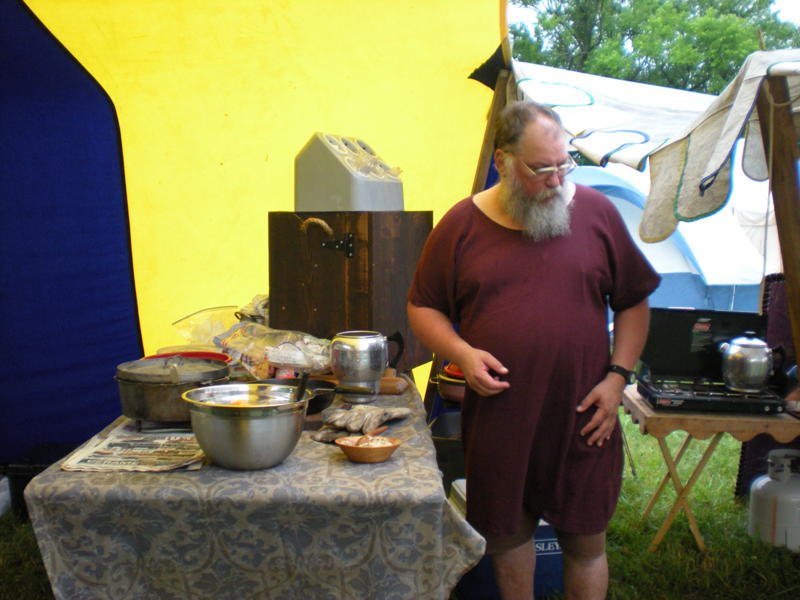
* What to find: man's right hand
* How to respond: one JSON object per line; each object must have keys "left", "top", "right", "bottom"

{"left": 457, "top": 348, "right": 510, "bottom": 397}
{"left": 406, "top": 302, "right": 510, "bottom": 397}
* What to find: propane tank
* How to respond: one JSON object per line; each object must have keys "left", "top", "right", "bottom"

{"left": 747, "top": 449, "right": 800, "bottom": 552}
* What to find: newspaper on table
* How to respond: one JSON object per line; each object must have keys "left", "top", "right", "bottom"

{"left": 61, "top": 419, "right": 205, "bottom": 472}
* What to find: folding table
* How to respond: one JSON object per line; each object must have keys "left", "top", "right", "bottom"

{"left": 621, "top": 387, "right": 800, "bottom": 552}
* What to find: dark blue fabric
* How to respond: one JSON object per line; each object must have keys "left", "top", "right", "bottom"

{"left": 0, "top": 1, "right": 142, "bottom": 464}
{"left": 485, "top": 159, "right": 499, "bottom": 189}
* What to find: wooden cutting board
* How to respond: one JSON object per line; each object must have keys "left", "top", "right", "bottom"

{"left": 313, "top": 372, "right": 409, "bottom": 395}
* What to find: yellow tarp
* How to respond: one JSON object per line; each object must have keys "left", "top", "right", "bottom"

{"left": 26, "top": 0, "right": 500, "bottom": 355}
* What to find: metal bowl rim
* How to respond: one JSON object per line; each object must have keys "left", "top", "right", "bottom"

{"left": 182, "top": 383, "right": 311, "bottom": 409}
{"left": 188, "top": 402, "right": 306, "bottom": 418}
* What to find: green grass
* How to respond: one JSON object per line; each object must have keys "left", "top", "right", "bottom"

{"left": 0, "top": 510, "right": 52, "bottom": 600}
{"left": 605, "top": 413, "right": 800, "bottom": 600}
{"left": 2, "top": 411, "right": 799, "bottom": 599}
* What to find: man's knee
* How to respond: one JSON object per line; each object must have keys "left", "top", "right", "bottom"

{"left": 484, "top": 514, "right": 539, "bottom": 555}
{"left": 555, "top": 530, "right": 606, "bottom": 562}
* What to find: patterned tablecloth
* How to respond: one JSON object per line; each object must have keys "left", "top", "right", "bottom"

{"left": 25, "top": 381, "right": 485, "bottom": 600}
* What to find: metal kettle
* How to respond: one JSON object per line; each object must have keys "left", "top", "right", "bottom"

{"left": 330, "top": 330, "right": 389, "bottom": 397}
{"left": 718, "top": 332, "right": 773, "bottom": 393}
{"left": 330, "top": 330, "right": 404, "bottom": 398}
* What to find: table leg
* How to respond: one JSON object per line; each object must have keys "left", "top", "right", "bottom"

{"left": 642, "top": 433, "right": 693, "bottom": 520}
{"left": 647, "top": 432, "right": 724, "bottom": 552}
{"left": 649, "top": 436, "right": 703, "bottom": 551}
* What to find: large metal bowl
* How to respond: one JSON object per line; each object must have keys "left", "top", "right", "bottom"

{"left": 182, "top": 383, "right": 311, "bottom": 470}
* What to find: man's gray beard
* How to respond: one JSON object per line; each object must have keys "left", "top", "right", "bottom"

{"left": 500, "top": 175, "right": 572, "bottom": 241}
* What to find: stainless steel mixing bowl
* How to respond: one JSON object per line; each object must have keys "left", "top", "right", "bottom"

{"left": 182, "top": 383, "right": 311, "bottom": 470}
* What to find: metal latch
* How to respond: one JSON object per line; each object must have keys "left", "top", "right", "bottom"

{"left": 320, "top": 232, "right": 355, "bottom": 258}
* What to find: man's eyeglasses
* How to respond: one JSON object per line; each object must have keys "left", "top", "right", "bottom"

{"left": 511, "top": 153, "right": 577, "bottom": 180}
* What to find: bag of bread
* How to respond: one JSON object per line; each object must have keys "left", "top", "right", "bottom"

{"left": 214, "top": 322, "right": 330, "bottom": 378}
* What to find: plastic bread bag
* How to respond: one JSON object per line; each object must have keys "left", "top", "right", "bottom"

{"left": 234, "top": 294, "right": 269, "bottom": 325}
{"left": 172, "top": 306, "right": 240, "bottom": 344}
{"left": 214, "top": 322, "right": 331, "bottom": 377}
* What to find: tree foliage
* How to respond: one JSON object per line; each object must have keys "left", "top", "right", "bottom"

{"left": 510, "top": 0, "right": 800, "bottom": 94}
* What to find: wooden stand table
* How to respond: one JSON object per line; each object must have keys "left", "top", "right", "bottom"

{"left": 622, "top": 387, "right": 800, "bottom": 552}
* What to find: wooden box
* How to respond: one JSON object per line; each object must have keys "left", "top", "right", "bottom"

{"left": 268, "top": 211, "right": 433, "bottom": 371}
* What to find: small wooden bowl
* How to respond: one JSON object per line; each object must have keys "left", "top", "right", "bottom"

{"left": 335, "top": 436, "right": 402, "bottom": 463}
{"left": 438, "top": 373, "right": 465, "bottom": 403}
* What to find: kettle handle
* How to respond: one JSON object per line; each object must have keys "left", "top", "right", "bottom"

{"left": 386, "top": 331, "right": 405, "bottom": 369}
{"left": 772, "top": 344, "right": 787, "bottom": 374}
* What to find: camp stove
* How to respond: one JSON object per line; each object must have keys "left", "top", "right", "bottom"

{"left": 636, "top": 307, "right": 787, "bottom": 415}
{"left": 637, "top": 377, "right": 785, "bottom": 414}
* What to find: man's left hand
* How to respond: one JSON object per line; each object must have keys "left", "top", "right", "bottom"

{"left": 576, "top": 376, "right": 626, "bottom": 446}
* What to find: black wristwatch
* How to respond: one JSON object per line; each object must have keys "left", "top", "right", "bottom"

{"left": 607, "top": 364, "right": 636, "bottom": 385}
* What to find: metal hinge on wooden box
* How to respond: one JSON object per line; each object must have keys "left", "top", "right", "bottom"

{"left": 268, "top": 211, "right": 432, "bottom": 371}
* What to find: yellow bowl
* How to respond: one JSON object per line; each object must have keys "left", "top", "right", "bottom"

{"left": 335, "top": 436, "right": 402, "bottom": 463}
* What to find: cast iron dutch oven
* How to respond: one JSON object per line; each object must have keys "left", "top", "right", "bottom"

{"left": 116, "top": 356, "right": 230, "bottom": 422}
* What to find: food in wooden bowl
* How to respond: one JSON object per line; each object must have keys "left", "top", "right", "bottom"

{"left": 335, "top": 435, "right": 402, "bottom": 463}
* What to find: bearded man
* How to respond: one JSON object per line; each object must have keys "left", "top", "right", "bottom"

{"left": 407, "top": 101, "right": 660, "bottom": 599}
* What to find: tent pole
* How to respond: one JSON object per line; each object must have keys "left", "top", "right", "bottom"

{"left": 755, "top": 76, "right": 800, "bottom": 361}
{"left": 471, "top": 68, "right": 510, "bottom": 194}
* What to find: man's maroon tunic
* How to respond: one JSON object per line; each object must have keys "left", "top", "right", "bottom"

{"left": 408, "top": 185, "right": 660, "bottom": 535}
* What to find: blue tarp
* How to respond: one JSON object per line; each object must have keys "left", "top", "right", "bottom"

{"left": 0, "top": 1, "right": 142, "bottom": 464}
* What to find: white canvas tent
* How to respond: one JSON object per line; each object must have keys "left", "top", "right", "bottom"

{"left": 640, "top": 50, "right": 800, "bottom": 242}
{"left": 511, "top": 60, "right": 714, "bottom": 170}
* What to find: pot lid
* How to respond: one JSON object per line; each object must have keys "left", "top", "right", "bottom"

{"left": 116, "top": 356, "right": 229, "bottom": 384}
{"left": 730, "top": 332, "right": 768, "bottom": 348}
